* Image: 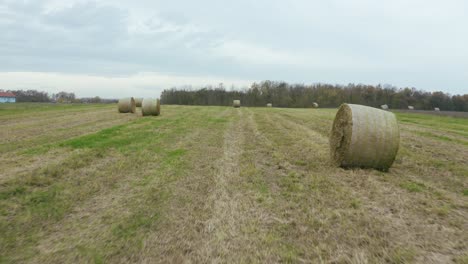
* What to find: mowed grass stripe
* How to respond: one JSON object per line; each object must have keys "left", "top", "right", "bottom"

{"left": 249, "top": 108, "right": 467, "bottom": 262}
{"left": 1, "top": 116, "right": 138, "bottom": 154}
{"left": 396, "top": 112, "right": 468, "bottom": 138}
{"left": 247, "top": 108, "right": 416, "bottom": 262}
{"left": 0, "top": 106, "right": 180, "bottom": 261}
{"left": 272, "top": 108, "right": 468, "bottom": 197}
{"left": 0, "top": 103, "right": 112, "bottom": 119}
{"left": 135, "top": 108, "right": 231, "bottom": 262}
{"left": 6, "top": 106, "right": 230, "bottom": 263}
{"left": 1, "top": 106, "right": 115, "bottom": 129}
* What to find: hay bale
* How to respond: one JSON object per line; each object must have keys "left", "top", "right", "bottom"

{"left": 142, "top": 98, "right": 161, "bottom": 116}
{"left": 267, "top": 103, "right": 272, "bottom": 107}
{"left": 434, "top": 107, "right": 440, "bottom": 111}
{"left": 118, "top": 97, "right": 136, "bottom": 113}
{"left": 381, "top": 104, "right": 389, "bottom": 110}
{"left": 135, "top": 98, "right": 143, "bottom": 107}
{"left": 408, "top": 106, "right": 414, "bottom": 110}
{"left": 233, "top": 100, "right": 241, "bottom": 108}
{"left": 329, "top": 104, "right": 400, "bottom": 171}
{"left": 312, "top": 102, "right": 319, "bottom": 108}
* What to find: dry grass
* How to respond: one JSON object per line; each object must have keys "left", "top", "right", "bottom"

{"left": 0, "top": 103, "right": 466, "bottom": 263}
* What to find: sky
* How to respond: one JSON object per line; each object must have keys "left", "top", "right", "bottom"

{"left": 0, "top": 0, "right": 467, "bottom": 98}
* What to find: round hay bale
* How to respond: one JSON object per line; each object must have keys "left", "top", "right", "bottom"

{"left": 142, "top": 98, "right": 161, "bottom": 116}
{"left": 329, "top": 104, "right": 400, "bottom": 171}
{"left": 135, "top": 98, "right": 143, "bottom": 107}
{"left": 434, "top": 107, "right": 440, "bottom": 111}
{"left": 312, "top": 102, "right": 319, "bottom": 108}
{"left": 408, "top": 106, "right": 414, "bottom": 110}
{"left": 267, "top": 103, "right": 272, "bottom": 107}
{"left": 381, "top": 104, "right": 389, "bottom": 110}
{"left": 233, "top": 100, "right": 241, "bottom": 108}
{"left": 118, "top": 97, "right": 136, "bottom": 113}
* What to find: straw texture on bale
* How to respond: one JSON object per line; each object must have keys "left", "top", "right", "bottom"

{"left": 434, "top": 107, "right": 440, "bottom": 111}
{"left": 312, "top": 102, "right": 319, "bottom": 108}
{"left": 142, "top": 98, "right": 161, "bottom": 116}
{"left": 233, "top": 100, "right": 241, "bottom": 108}
{"left": 267, "top": 103, "right": 272, "bottom": 107}
{"left": 118, "top": 97, "right": 136, "bottom": 113}
{"left": 330, "top": 104, "right": 400, "bottom": 171}
{"left": 135, "top": 98, "right": 143, "bottom": 107}
{"left": 381, "top": 104, "right": 389, "bottom": 110}
{"left": 408, "top": 106, "right": 414, "bottom": 110}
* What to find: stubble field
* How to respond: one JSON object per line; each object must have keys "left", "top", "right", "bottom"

{"left": 0, "top": 103, "right": 467, "bottom": 263}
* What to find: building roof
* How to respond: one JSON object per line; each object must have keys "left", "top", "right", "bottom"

{"left": 0, "top": 92, "right": 16, "bottom": 97}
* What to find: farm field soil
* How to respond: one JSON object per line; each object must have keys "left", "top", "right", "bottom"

{"left": 0, "top": 104, "right": 467, "bottom": 263}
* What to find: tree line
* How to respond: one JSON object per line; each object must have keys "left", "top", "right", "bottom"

{"left": 161, "top": 81, "right": 468, "bottom": 111}
{"left": 1, "top": 89, "right": 116, "bottom": 104}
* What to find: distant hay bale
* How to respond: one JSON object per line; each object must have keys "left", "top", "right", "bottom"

{"left": 267, "top": 103, "right": 272, "bottom": 107}
{"left": 330, "top": 104, "right": 400, "bottom": 171}
{"left": 142, "top": 98, "right": 161, "bottom": 116}
{"left": 408, "top": 106, "right": 414, "bottom": 110}
{"left": 312, "top": 102, "right": 319, "bottom": 108}
{"left": 381, "top": 104, "right": 389, "bottom": 110}
{"left": 118, "top": 97, "right": 136, "bottom": 113}
{"left": 135, "top": 98, "right": 143, "bottom": 107}
{"left": 233, "top": 100, "right": 241, "bottom": 108}
{"left": 434, "top": 107, "right": 440, "bottom": 111}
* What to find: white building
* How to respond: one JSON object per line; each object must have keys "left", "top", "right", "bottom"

{"left": 0, "top": 92, "right": 16, "bottom": 103}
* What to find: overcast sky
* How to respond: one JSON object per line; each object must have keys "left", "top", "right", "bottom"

{"left": 0, "top": 0, "right": 467, "bottom": 98}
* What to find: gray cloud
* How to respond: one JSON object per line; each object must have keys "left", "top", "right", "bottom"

{"left": 0, "top": 0, "right": 467, "bottom": 96}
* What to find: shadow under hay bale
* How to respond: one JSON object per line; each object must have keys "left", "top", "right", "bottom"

{"left": 330, "top": 104, "right": 400, "bottom": 171}
{"left": 135, "top": 98, "right": 143, "bottom": 107}
{"left": 118, "top": 97, "right": 136, "bottom": 113}
{"left": 142, "top": 98, "right": 161, "bottom": 116}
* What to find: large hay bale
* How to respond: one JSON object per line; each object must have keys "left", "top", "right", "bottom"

{"left": 381, "top": 104, "right": 389, "bottom": 110}
{"left": 329, "top": 104, "right": 400, "bottom": 171}
{"left": 312, "top": 102, "right": 319, "bottom": 108}
{"left": 434, "top": 107, "right": 440, "bottom": 111}
{"left": 233, "top": 100, "right": 241, "bottom": 108}
{"left": 142, "top": 98, "right": 161, "bottom": 116}
{"left": 267, "top": 103, "right": 272, "bottom": 107}
{"left": 135, "top": 98, "right": 143, "bottom": 107}
{"left": 408, "top": 106, "right": 414, "bottom": 110}
{"left": 118, "top": 97, "right": 136, "bottom": 113}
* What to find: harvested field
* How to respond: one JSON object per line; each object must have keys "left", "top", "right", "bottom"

{"left": 394, "top": 110, "right": 468, "bottom": 119}
{"left": 0, "top": 103, "right": 467, "bottom": 263}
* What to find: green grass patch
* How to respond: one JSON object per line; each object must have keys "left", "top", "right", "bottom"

{"left": 0, "top": 186, "right": 27, "bottom": 200}
{"left": 0, "top": 103, "right": 110, "bottom": 117}
{"left": 208, "top": 117, "right": 228, "bottom": 123}
{"left": 350, "top": 198, "right": 361, "bottom": 209}
{"left": 167, "top": 149, "right": 187, "bottom": 159}
{"left": 60, "top": 118, "right": 168, "bottom": 152}
{"left": 415, "top": 131, "right": 468, "bottom": 146}
{"left": 112, "top": 212, "right": 159, "bottom": 240}
{"left": 387, "top": 247, "right": 417, "bottom": 264}
{"left": 396, "top": 112, "right": 468, "bottom": 137}
{"left": 280, "top": 171, "right": 305, "bottom": 197}
{"left": 77, "top": 246, "right": 104, "bottom": 264}
{"left": 25, "top": 185, "right": 68, "bottom": 220}
{"left": 400, "top": 181, "right": 426, "bottom": 192}
{"left": 61, "top": 123, "right": 131, "bottom": 149}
